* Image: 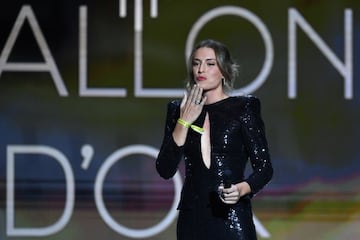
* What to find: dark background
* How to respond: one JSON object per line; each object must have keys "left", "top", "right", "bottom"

{"left": 1, "top": 0, "right": 360, "bottom": 239}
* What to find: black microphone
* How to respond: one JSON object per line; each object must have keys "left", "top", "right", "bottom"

{"left": 223, "top": 169, "right": 232, "bottom": 188}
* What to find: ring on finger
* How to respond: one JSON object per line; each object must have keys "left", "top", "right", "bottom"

{"left": 194, "top": 100, "right": 201, "bottom": 105}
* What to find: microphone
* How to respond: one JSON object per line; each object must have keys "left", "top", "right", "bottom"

{"left": 223, "top": 169, "right": 232, "bottom": 188}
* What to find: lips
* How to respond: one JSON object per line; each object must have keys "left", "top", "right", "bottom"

{"left": 196, "top": 76, "right": 206, "bottom": 81}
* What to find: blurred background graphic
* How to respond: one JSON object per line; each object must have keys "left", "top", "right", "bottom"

{"left": 0, "top": 0, "right": 360, "bottom": 239}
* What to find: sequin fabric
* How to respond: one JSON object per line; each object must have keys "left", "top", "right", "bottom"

{"left": 156, "top": 95, "right": 273, "bottom": 240}
{"left": 227, "top": 208, "right": 244, "bottom": 239}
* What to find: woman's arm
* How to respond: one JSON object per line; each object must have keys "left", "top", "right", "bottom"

{"left": 242, "top": 96, "right": 273, "bottom": 196}
{"left": 156, "top": 101, "right": 184, "bottom": 179}
{"left": 156, "top": 85, "right": 206, "bottom": 179}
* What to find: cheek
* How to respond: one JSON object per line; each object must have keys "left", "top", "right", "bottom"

{"left": 209, "top": 69, "right": 222, "bottom": 79}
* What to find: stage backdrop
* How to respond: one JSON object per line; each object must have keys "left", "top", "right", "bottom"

{"left": 1, "top": 0, "right": 360, "bottom": 239}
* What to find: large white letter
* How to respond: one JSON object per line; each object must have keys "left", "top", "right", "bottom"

{"left": 123, "top": 0, "right": 180, "bottom": 97}
{"left": 120, "top": 0, "right": 179, "bottom": 97}
{"left": 94, "top": 145, "right": 182, "bottom": 238}
{"left": 0, "top": 5, "right": 68, "bottom": 96}
{"left": 288, "top": 8, "right": 353, "bottom": 99}
{"left": 186, "top": 6, "right": 274, "bottom": 96}
{"left": 6, "top": 145, "right": 74, "bottom": 236}
{"left": 79, "top": 6, "right": 127, "bottom": 97}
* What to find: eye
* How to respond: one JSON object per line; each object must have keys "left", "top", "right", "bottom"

{"left": 192, "top": 61, "right": 200, "bottom": 66}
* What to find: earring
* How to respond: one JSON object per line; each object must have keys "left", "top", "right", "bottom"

{"left": 221, "top": 77, "right": 225, "bottom": 85}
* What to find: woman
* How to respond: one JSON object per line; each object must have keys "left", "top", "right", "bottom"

{"left": 156, "top": 39, "right": 273, "bottom": 240}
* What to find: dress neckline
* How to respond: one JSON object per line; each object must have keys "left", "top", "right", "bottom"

{"left": 204, "top": 96, "right": 235, "bottom": 107}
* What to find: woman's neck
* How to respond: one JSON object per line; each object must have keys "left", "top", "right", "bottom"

{"left": 204, "top": 90, "right": 229, "bottom": 105}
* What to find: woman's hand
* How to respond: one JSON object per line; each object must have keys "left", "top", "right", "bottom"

{"left": 172, "top": 85, "right": 206, "bottom": 146}
{"left": 218, "top": 182, "right": 251, "bottom": 204}
{"left": 179, "top": 84, "right": 207, "bottom": 124}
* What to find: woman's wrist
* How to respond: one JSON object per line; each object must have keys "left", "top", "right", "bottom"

{"left": 177, "top": 118, "right": 204, "bottom": 135}
{"left": 177, "top": 118, "right": 191, "bottom": 128}
{"left": 236, "top": 182, "right": 251, "bottom": 197}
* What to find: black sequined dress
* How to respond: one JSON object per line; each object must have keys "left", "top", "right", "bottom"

{"left": 156, "top": 96, "right": 273, "bottom": 240}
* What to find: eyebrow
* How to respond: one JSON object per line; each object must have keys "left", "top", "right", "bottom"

{"left": 193, "top": 58, "right": 217, "bottom": 61}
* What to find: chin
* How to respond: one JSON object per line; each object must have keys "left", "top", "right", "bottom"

{"left": 196, "top": 81, "right": 206, "bottom": 87}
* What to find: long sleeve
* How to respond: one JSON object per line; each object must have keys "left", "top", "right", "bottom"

{"left": 241, "top": 97, "right": 273, "bottom": 196}
{"left": 156, "top": 100, "right": 184, "bottom": 179}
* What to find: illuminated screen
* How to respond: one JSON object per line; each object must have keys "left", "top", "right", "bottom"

{"left": 0, "top": 0, "right": 359, "bottom": 239}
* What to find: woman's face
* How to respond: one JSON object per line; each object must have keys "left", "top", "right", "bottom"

{"left": 192, "top": 47, "right": 224, "bottom": 93}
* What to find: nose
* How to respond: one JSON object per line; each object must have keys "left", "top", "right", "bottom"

{"left": 197, "top": 63, "right": 204, "bottom": 73}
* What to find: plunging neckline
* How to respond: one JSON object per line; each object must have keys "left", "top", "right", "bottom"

{"left": 200, "top": 113, "right": 211, "bottom": 169}
{"left": 198, "top": 96, "right": 236, "bottom": 169}
{"left": 200, "top": 96, "right": 234, "bottom": 169}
